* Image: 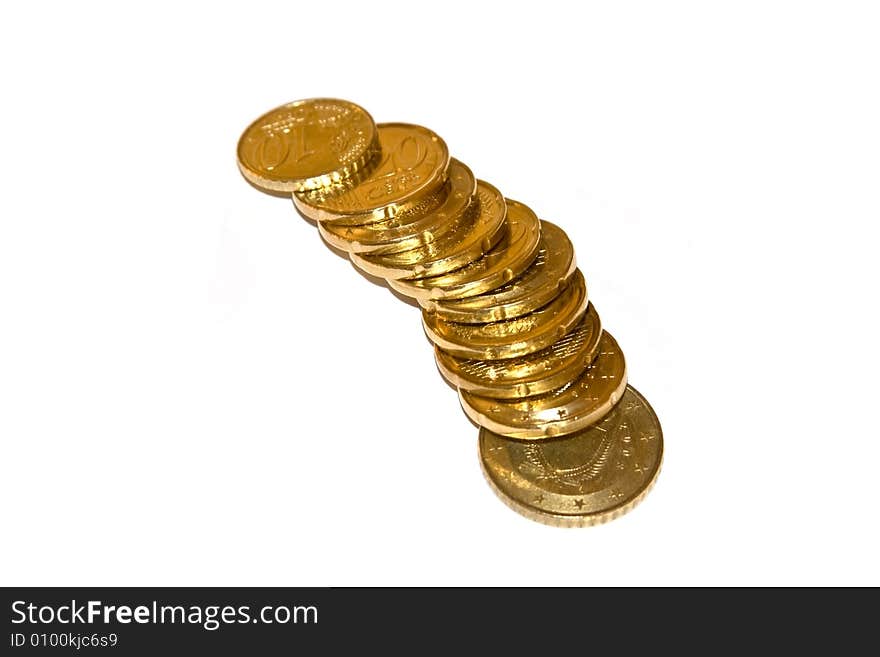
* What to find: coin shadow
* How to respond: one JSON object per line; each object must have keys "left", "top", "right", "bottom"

{"left": 292, "top": 205, "right": 422, "bottom": 310}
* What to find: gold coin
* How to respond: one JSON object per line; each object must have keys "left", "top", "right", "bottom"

{"left": 435, "top": 303, "right": 601, "bottom": 399}
{"left": 425, "top": 220, "right": 577, "bottom": 323}
{"left": 479, "top": 385, "right": 662, "bottom": 527}
{"left": 316, "top": 159, "right": 475, "bottom": 255}
{"left": 422, "top": 269, "right": 587, "bottom": 360}
{"left": 293, "top": 123, "right": 449, "bottom": 225}
{"left": 237, "top": 98, "right": 379, "bottom": 194}
{"left": 387, "top": 198, "right": 542, "bottom": 301}
{"left": 350, "top": 180, "right": 507, "bottom": 281}
{"left": 460, "top": 330, "right": 627, "bottom": 439}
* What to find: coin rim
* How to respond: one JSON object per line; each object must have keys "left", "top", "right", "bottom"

{"left": 459, "top": 331, "right": 627, "bottom": 439}
{"left": 478, "top": 385, "right": 663, "bottom": 527}
{"left": 292, "top": 122, "right": 450, "bottom": 224}
{"left": 237, "top": 98, "right": 380, "bottom": 194}
{"left": 316, "top": 159, "right": 473, "bottom": 254}
{"left": 350, "top": 180, "right": 507, "bottom": 281}
{"left": 434, "top": 302, "right": 602, "bottom": 398}
{"left": 387, "top": 198, "right": 542, "bottom": 301}
{"left": 422, "top": 269, "right": 588, "bottom": 360}
{"left": 425, "top": 220, "right": 577, "bottom": 323}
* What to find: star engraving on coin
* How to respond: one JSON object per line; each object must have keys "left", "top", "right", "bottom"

{"left": 238, "top": 99, "right": 664, "bottom": 529}
{"left": 460, "top": 330, "right": 626, "bottom": 440}
{"left": 479, "top": 385, "right": 662, "bottom": 527}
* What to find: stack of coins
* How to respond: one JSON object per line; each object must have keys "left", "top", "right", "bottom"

{"left": 238, "top": 98, "right": 663, "bottom": 527}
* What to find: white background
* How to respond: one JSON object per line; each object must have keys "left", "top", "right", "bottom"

{"left": 2, "top": 1, "right": 878, "bottom": 586}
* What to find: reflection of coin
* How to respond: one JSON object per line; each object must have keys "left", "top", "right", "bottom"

{"left": 316, "top": 159, "right": 474, "bottom": 254}
{"left": 293, "top": 123, "right": 449, "bottom": 225}
{"left": 479, "top": 385, "right": 662, "bottom": 527}
{"left": 425, "top": 220, "right": 576, "bottom": 323}
{"left": 435, "top": 303, "right": 601, "bottom": 398}
{"left": 461, "top": 330, "right": 626, "bottom": 439}
{"left": 350, "top": 180, "right": 506, "bottom": 280}
{"left": 422, "top": 269, "right": 587, "bottom": 360}
{"left": 387, "top": 199, "right": 541, "bottom": 301}
{"left": 237, "top": 98, "right": 379, "bottom": 194}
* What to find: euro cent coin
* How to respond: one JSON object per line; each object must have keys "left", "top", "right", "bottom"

{"left": 479, "top": 385, "right": 662, "bottom": 527}
{"left": 316, "top": 159, "right": 474, "bottom": 255}
{"left": 460, "top": 330, "right": 627, "bottom": 439}
{"left": 425, "top": 220, "right": 576, "bottom": 323}
{"left": 388, "top": 198, "right": 542, "bottom": 301}
{"left": 434, "top": 302, "right": 602, "bottom": 398}
{"left": 237, "top": 98, "right": 379, "bottom": 194}
{"left": 350, "top": 179, "right": 506, "bottom": 281}
{"left": 293, "top": 122, "right": 449, "bottom": 225}
{"left": 421, "top": 269, "right": 588, "bottom": 360}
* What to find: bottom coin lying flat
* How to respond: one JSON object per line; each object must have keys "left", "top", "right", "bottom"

{"left": 479, "top": 385, "right": 662, "bottom": 527}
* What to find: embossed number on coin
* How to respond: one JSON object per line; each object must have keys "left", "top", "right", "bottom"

{"left": 237, "top": 98, "right": 379, "bottom": 193}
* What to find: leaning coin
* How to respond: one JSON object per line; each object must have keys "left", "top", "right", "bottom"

{"left": 237, "top": 98, "right": 379, "bottom": 194}
{"left": 422, "top": 269, "right": 588, "bottom": 360}
{"left": 350, "top": 180, "right": 507, "bottom": 281}
{"left": 317, "top": 159, "right": 475, "bottom": 255}
{"left": 388, "top": 198, "right": 541, "bottom": 301}
{"left": 293, "top": 123, "right": 449, "bottom": 225}
{"left": 460, "top": 330, "right": 627, "bottom": 439}
{"left": 435, "top": 302, "right": 601, "bottom": 399}
{"left": 425, "top": 220, "right": 577, "bottom": 323}
{"left": 479, "top": 385, "right": 662, "bottom": 527}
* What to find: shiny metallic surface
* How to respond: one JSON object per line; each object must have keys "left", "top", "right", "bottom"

{"left": 293, "top": 123, "right": 449, "bottom": 225}
{"left": 388, "top": 198, "right": 541, "bottom": 301}
{"left": 479, "top": 385, "right": 662, "bottom": 527}
{"left": 350, "top": 180, "right": 506, "bottom": 280}
{"left": 435, "top": 303, "right": 601, "bottom": 398}
{"left": 460, "top": 331, "right": 627, "bottom": 439}
{"left": 238, "top": 98, "right": 661, "bottom": 527}
{"left": 317, "top": 159, "right": 474, "bottom": 254}
{"left": 422, "top": 269, "right": 588, "bottom": 360}
{"left": 425, "top": 220, "right": 577, "bottom": 323}
{"left": 237, "top": 98, "right": 379, "bottom": 194}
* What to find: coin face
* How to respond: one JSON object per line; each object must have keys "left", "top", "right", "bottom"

{"left": 479, "top": 385, "right": 662, "bottom": 527}
{"left": 350, "top": 180, "right": 507, "bottom": 280}
{"left": 460, "top": 330, "right": 627, "bottom": 439}
{"left": 422, "top": 269, "right": 588, "bottom": 360}
{"left": 425, "top": 220, "right": 576, "bottom": 323}
{"left": 435, "top": 303, "right": 602, "bottom": 398}
{"left": 316, "top": 159, "right": 475, "bottom": 255}
{"left": 237, "top": 98, "right": 379, "bottom": 194}
{"left": 387, "top": 198, "right": 542, "bottom": 301}
{"left": 293, "top": 123, "right": 449, "bottom": 224}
